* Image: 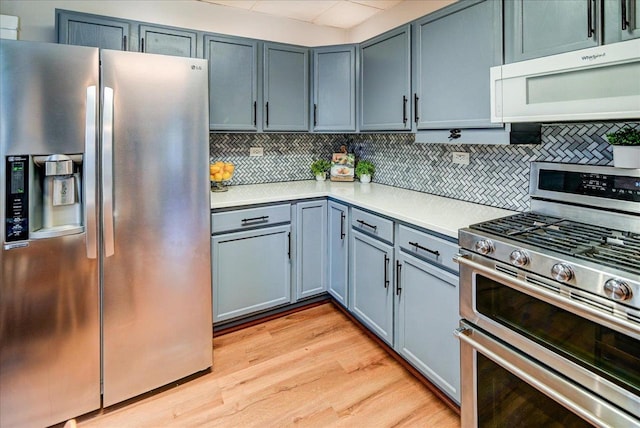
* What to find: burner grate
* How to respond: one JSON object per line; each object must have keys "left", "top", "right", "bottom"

{"left": 470, "top": 213, "right": 640, "bottom": 276}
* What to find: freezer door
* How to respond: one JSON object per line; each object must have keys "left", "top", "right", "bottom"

{"left": 100, "top": 50, "right": 212, "bottom": 407}
{"left": 0, "top": 40, "right": 100, "bottom": 427}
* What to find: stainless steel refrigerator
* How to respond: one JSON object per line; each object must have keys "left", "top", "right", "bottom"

{"left": 0, "top": 40, "right": 212, "bottom": 428}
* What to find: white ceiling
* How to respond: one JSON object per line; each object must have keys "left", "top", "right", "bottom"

{"left": 197, "top": 0, "right": 405, "bottom": 29}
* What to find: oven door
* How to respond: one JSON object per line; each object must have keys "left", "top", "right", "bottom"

{"left": 456, "top": 320, "right": 639, "bottom": 427}
{"left": 456, "top": 253, "right": 640, "bottom": 424}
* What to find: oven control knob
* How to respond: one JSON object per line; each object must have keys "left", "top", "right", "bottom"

{"left": 475, "top": 239, "right": 495, "bottom": 255}
{"left": 604, "top": 279, "right": 632, "bottom": 301}
{"left": 510, "top": 250, "right": 529, "bottom": 267}
{"left": 551, "top": 263, "right": 574, "bottom": 282}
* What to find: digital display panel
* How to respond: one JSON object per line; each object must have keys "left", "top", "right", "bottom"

{"left": 538, "top": 169, "right": 640, "bottom": 202}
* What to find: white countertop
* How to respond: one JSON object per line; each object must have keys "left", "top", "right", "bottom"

{"left": 211, "top": 181, "right": 518, "bottom": 239}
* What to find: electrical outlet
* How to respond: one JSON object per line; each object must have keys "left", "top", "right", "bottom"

{"left": 249, "top": 147, "right": 264, "bottom": 157}
{"left": 452, "top": 152, "right": 470, "bottom": 165}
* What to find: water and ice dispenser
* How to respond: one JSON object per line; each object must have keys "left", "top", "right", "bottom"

{"left": 4, "top": 154, "right": 84, "bottom": 243}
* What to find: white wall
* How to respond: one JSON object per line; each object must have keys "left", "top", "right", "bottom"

{"left": 347, "top": 0, "right": 456, "bottom": 42}
{"left": 0, "top": 0, "right": 347, "bottom": 46}
{"left": 0, "top": 0, "right": 455, "bottom": 46}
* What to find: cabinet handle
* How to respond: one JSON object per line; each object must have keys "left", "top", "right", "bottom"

{"left": 340, "top": 212, "right": 346, "bottom": 240}
{"left": 141, "top": 37, "right": 145, "bottom": 53}
{"left": 396, "top": 260, "right": 402, "bottom": 296}
{"left": 587, "top": 0, "right": 595, "bottom": 38}
{"left": 313, "top": 104, "right": 318, "bottom": 127}
{"left": 402, "top": 95, "right": 408, "bottom": 125}
{"left": 357, "top": 219, "right": 378, "bottom": 231}
{"left": 409, "top": 241, "right": 440, "bottom": 257}
{"left": 253, "top": 101, "right": 257, "bottom": 126}
{"left": 621, "top": 0, "right": 629, "bottom": 30}
{"left": 241, "top": 215, "right": 269, "bottom": 224}
{"left": 384, "top": 254, "right": 390, "bottom": 289}
{"left": 414, "top": 93, "right": 419, "bottom": 124}
{"left": 265, "top": 102, "right": 269, "bottom": 126}
{"left": 123, "top": 35, "right": 127, "bottom": 51}
{"left": 448, "top": 129, "right": 462, "bottom": 141}
{"left": 288, "top": 232, "right": 291, "bottom": 259}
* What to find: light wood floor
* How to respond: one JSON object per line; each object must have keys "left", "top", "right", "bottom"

{"left": 77, "top": 303, "right": 460, "bottom": 427}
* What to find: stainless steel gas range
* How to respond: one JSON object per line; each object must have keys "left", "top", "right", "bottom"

{"left": 454, "top": 162, "right": 639, "bottom": 427}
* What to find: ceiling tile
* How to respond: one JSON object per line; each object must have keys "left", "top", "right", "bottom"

{"left": 252, "top": 0, "right": 339, "bottom": 22}
{"left": 199, "top": 0, "right": 257, "bottom": 10}
{"left": 314, "top": 1, "right": 380, "bottom": 28}
{"left": 349, "top": 0, "right": 402, "bottom": 10}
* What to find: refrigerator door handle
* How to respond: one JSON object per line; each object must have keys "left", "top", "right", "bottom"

{"left": 102, "top": 86, "right": 115, "bottom": 257}
{"left": 85, "top": 86, "right": 98, "bottom": 259}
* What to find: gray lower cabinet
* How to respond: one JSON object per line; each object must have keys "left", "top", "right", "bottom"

{"left": 412, "top": 0, "right": 502, "bottom": 130}
{"left": 211, "top": 225, "right": 291, "bottom": 323}
{"left": 312, "top": 45, "right": 357, "bottom": 132}
{"left": 211, "top": 205, "right": 292, "bottom": 323}
{"left": 263, "top": 43, "right": 309, "bottom": 131}
{"left": 327, "top": 201, "right": 349, "bottom": 306}
{"left": 57, "top": 10, "right": 129, "bottom": 51}
{"left": 349, "top": 229, "right": 394, "bottom": 345}
{"left": 504, "top": 0, "right": 601, "bottom": 63}
{"left": 395, "top": 251, "right": 460, "bottom": 403}
{"left": 359, "top": 25, "right": 411, "bottom": 131}
{"left": 294, "top": 200, "right": 327, "bottom": 300}
{"left": 205, "top": 35, "right": 259, "bottom": 131}
{"left": 139, "top": 25, "right": 197, "bottom": 57}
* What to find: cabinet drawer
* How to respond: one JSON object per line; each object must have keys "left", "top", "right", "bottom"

{"left": 398, "top": 225, "right": 458, "bottom": 273}
{"left": 212, "top": 204, "right": 291, "bottom": 234}
{"left": 351, "top": 208, "right": 393, "bottom": 244}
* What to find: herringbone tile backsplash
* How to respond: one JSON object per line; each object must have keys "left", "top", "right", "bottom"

{"left": 210, "top": 121, "right": 638, "bottom": 212}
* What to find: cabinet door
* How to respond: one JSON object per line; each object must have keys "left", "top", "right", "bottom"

{"left": 504, "top": 0, "right": 601, "bottom": 63}
{"left": 295, "top": 200, "right": 327, "bottom": 300}
{"left": 205, "top": 35, "right": 259, "bottom": 131}
{"left": 350, "top": 230, "right": 394, "bottom": 345}
{"left": 263, "top": 43, "right": 309, "bottom": 131}
{"left": 396, "top": 252, "right": 460, "bottom": 402}
{"left": 57, "top": 11, "right": 129, "bottom": 51}
{"left": 139, "top": 25, "right": 197, "bottom": 57}
{"left": 607, "top": 0, "right": 640, "bottom": 41}
{"left": 328, "top": 201, "right": 349, "bottom": 306}
{"left": 360, "top": 25, "right": 411, "bottom": 131}
{"left": 312, "top": 45, "right": 357, "bottom": 132}
{"left": 211, "top": 225, "right": 291, "bottom": 323}
{"left": 413, "top": 0, "right": 502, "bottom": 130}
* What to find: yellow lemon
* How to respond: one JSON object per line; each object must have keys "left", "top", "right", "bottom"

{"left": 223, "top": 163, "right": 235, "bottom": 173}
{"left": 222, "top": 172, "right": 232, "bottom": 181}
{"left": 213, "top": 172, "right": 223, "bottom": 182}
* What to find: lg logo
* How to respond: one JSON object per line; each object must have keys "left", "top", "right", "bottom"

{"left": 191, "top": 65, "right": 202, "bottom": 70}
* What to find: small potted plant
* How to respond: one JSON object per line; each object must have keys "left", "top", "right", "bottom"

{"left": 355, "top": 160, "right": 375, "bottom": 183}
{"left": 606, "top": 126, "right": 640, "bottom": 169}
{"left": 310, "top": 159, "right": 331, "bottom": 181}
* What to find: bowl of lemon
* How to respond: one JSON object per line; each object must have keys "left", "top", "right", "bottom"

{"left": 210, "top": 161, "right": 235, "bottom": 192}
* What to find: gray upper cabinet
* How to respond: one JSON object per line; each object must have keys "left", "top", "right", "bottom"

{"left": 606, "top": 0, "right": 640, "bottom": 42}
{"left": 205, "top": 35, "right": 259, "bottom": 131}
{"left": 412, "top": 0, "right": 502, "bottom": 130}
{"left": 312, "top": 45, "right": 357, "bottom": 132}
{"left": 504, "top": 0, "right": 601, "bottom": 63}
{"left": 360, "top": 25, "right": 411, "bottom": 131}
{"left": 57, "top": 10, "right": 129, "bottom": 51}
{"left": 263, "top": 43, "right": 309, "bottom": 132}
{"left": 139, "top": 25, "right": 197, "bottom": 57}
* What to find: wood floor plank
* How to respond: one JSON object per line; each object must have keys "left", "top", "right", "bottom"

{"left": 77, "top": 303, "right": 460, "bottom": 427}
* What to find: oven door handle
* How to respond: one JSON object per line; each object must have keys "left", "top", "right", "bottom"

{"left": 454, "top": 255, "right": 640, "bottom": 340}
{"left": 455, "top": 325, "right": 639, "bottom": 428}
